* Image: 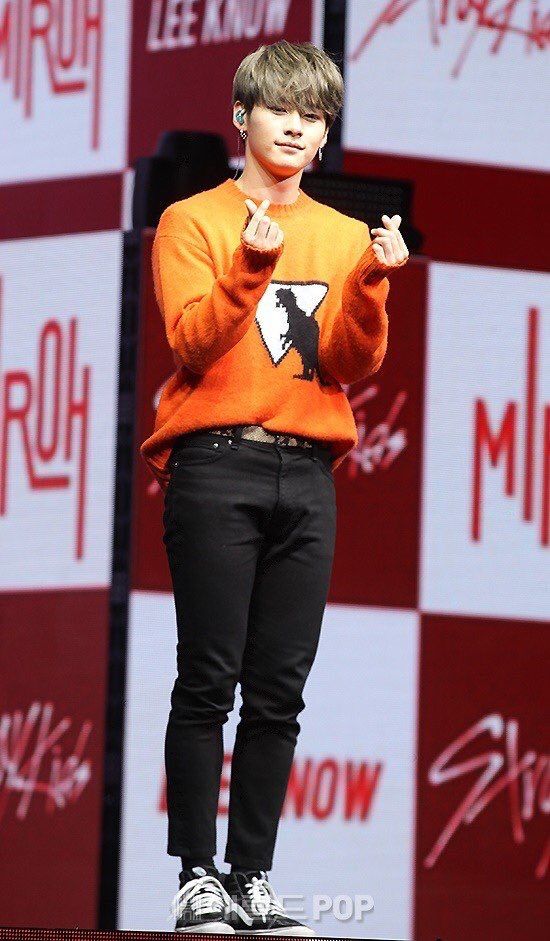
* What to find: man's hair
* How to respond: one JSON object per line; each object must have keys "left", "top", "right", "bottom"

{"left": 232, "top": 40, "right": 344, "bottom": 131}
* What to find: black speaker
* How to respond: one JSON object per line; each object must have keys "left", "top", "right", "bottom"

{"left": 131, "top": 130, "right": 230, "bottom": 229}
{"left": 300, "top": 170, "right": 422, "bottom": 255}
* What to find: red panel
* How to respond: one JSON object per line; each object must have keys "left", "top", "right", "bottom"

{"left": 0, "top": 175, "right": 123, "bottom": 241}
{"left": 344, "top": 150, "right": 547, "bottom": 274}
{"left": 128, "top": 1, "right": 315, "bottom": 166}
{"left": 414, "top": 613, "right": 549, "bottom": 941}
{"left": 131, "top": 229, "right": 174, "bottom": 591}
{"left": 0, "top": 589, "right": 110, "bottom": 928}
{"left": 132, "top": 237, "right": 428, "bottom": 607}
{"left": 330, "top": 258, "right": 427, "bottom": 609}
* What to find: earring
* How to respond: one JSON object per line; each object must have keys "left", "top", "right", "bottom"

{"left": 240, "top": 129, "right": 247, "bottom": 141}
{"left": 318, "top": 147, "right": 323, "bottom": 161}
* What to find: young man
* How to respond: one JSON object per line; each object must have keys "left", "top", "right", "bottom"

{"left": 141, "top": 40, "right": 408, "bottom": 935}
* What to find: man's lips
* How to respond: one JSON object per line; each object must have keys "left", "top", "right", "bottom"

{"left": 276, "top": 142, "right": 303, "bottom": 150}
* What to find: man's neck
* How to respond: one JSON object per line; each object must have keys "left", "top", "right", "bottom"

{"left": 233, "top": 171, "right": 302, "bottom": 206}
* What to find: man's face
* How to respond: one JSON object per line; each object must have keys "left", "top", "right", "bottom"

{"left": 234, "top": 101, "right": 328, "bottom": 177}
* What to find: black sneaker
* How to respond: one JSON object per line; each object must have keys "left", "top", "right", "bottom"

{"left": 171, "top": 865, "right": 235, "bottom": 933}
{"left": 223, "top": 870, "right": 315, "bottom": 936}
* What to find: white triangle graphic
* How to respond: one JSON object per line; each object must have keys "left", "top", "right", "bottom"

{"left": 255, "top": 280, "right": 328, "bottom": 366}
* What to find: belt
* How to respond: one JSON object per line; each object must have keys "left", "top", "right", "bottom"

{"left": 170, "top": 424, "right": 334, "bottom": 470}
{"left": 209, "top": 424, "right": 315, "bottom": 449}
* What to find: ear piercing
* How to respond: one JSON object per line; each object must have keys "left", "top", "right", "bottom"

{"left": 236, "top": 110, "right": 247, "bottom": 140}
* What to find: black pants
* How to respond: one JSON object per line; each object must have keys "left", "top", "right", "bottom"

{"left": 162, "top": 425, "right": 337, "bottom": 870}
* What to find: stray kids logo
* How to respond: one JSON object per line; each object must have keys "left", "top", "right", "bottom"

{"left": 350, "top": 0, "right": 549, "bottom": 79}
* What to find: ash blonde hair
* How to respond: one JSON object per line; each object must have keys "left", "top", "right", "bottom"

{"left": 232, "top": 40, "right": 344, "bottom": 131}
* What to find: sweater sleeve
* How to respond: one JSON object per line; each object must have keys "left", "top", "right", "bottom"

{"left": 318, "top": 222, "right": 404, "bottom": 385}
{"left": 151, "top": 206, "right": 284, "bottom": 374}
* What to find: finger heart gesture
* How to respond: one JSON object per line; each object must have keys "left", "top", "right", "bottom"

{"left": 370, "top": 214, "right": 409, "bottom": 271}
{"left": 242, "top": 198, "right": 284, "bottom": 251}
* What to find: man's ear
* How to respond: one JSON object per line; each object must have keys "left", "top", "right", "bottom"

{"left": 233, "top": 101, "right": 245, "bottom": 125}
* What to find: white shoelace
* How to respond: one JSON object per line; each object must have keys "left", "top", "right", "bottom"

{"left": 171, "top": 873, "right": 229, "bottom": 920}
{"left": 245, "top": 874, "right": 287, "bottom": 922}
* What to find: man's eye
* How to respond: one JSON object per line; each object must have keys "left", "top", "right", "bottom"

{"left": 271, "top": 107, "right": 320, "bottom": 120}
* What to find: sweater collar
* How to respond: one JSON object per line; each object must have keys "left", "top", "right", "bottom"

{"left": 221, "top": 176, "right": 310, "bottom": 216}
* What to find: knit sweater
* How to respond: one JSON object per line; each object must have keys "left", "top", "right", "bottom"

{"left": 140, "top": 176, "right": 405, "bottom": 490}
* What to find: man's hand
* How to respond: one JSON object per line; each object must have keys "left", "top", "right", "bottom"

{"left": 370, "top": 214, "right": 409, "bottom": 270}
{"left": 242, "top": 198, "right": 284, "bottom": 251}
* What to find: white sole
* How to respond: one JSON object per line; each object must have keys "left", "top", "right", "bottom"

{"left": 176, "top": 923, "right": 235, "bottom": 933}
{"left": 233, "top": 929, "right": 316, "bottom": 936}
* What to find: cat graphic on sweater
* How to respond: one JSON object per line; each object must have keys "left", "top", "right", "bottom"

{"left": 255, "top": 279, "right": 331, "bottom": 386}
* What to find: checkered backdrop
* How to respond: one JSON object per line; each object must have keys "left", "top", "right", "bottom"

{"left": 0, "top": 2, "right": 547, "bottom": 938}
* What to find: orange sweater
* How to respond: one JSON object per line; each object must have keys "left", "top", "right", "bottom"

{"left": 141, "top": 176, "right": 403, "bottom": 490}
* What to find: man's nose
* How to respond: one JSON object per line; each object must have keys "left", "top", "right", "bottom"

{"left": 285, "top": 111, "right": 304, "bottom": 131}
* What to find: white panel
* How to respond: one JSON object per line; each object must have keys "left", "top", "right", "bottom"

{"left": 420, "top": 261, "right": 550, "bottom": 619}
{"left": 311, "top": 0, "right": 325, "bottom": 49}
{"left": 0, "top": 1, "right": 132, "bottom": 183}
{"left": 0, "top": 231, "right": 122, "bottom": 588}
{"left": 119, "top": 591, "right": 419, "bottom": 939}
{"left": 345, "top": 1, "right": 549, "bottom": 171}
